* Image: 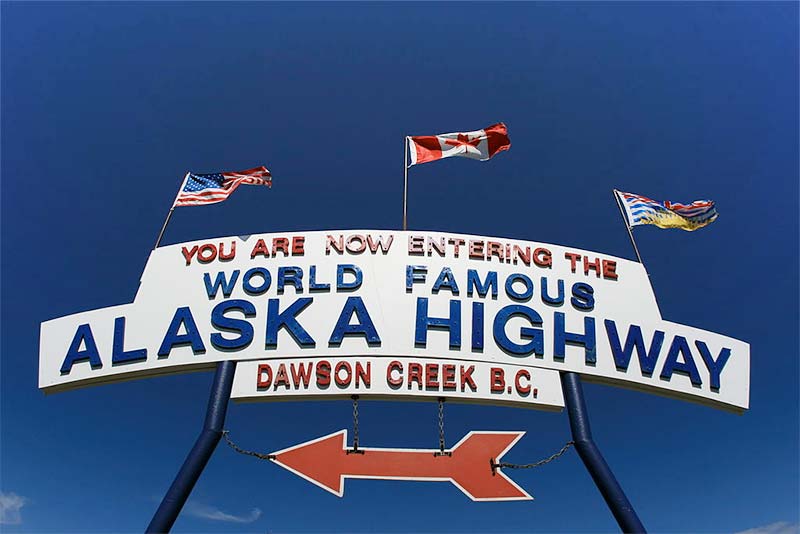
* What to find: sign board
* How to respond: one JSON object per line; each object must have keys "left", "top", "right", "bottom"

{"left": 232, "top": 358, "right": 564, "bottom": 410}
{"left": 39, "top": 230, "right": 750, "bottom": 412}
{"left": 270, "top": 430, "right": 531, "bottom": 501}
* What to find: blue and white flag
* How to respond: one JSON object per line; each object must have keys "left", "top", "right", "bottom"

{"left": 616, "top": 190, "right": 718, "bottom": 231}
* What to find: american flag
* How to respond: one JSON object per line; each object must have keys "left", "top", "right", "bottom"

{"left": 174, "top": 166, "right": 271, "bottom": 207}
{"left": 616, "top": 190, "right": 718, "bottom": 231}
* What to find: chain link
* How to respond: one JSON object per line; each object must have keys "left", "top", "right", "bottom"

{"left": 434, "top": 397, "right": 451, "bottom": 457}
{"left": 221, "top": 431, "right": 275, "bottom": 461}
{"left": 347, "top": 395, "right": 364, "bottom": 454}
{"left": 491, "top": 441, "right": 574, "bottom": 472}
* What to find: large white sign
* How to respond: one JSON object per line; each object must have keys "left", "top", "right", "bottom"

{"left": 39, "top": 230, "right": 749, "bottom": 412}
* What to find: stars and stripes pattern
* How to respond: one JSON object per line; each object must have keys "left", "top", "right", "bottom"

{"left": 616, "top": 190, "right": 718, "bottom": 231}
{"left": 174, "top": 166, "right": 271, "bottom": 207}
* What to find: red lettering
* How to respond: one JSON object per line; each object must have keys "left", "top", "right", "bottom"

{"left": 448, "top": 238, "right": 465, "bottom": 257}
{"left": 218, "top": 241, "right": 236, "bottom": 261}
{"left": 273, "top": 364, "right": 290, "bottom": 389}
{"left": 583, "top": 256, "right": 601, "bottom": 277}
{"left": 469, "top": 240, "right": 484, "bottom": 259}
{"left": 460, "top": 365, "right": 477, "bottom": 392}
{"left": 291, "top": 362, "right": 312, "bottom": 388}
{"left": 181, "top": 245, "right": 198, "bottom": 266}
{"left": 408, "top": 235, "right": 424, "bottom": 255}
{"left": 197, "top": 243, "right": 217, "bottom": 263}
{"left": 316, "top": 360, "right": 331, "bottom": 387}
{"left": 425, "top": 363, "right": 439, "bottom": 389}
{"left": 292, "top": 236, "right": 305, "bottom": 255}
{"left": 487, "top": 241, "right": 503, "bottom": 262}
{"left": 533, "top": 247, "right": 552, "bottom": 268}
{"left": 387, "top": 361, "right": 403, "bottom": 387}
{"left": 442, "top": 364, "right": 456, "bottom": 390}
{"left": 334, "top": 361, "right": 352, "bottom": 387}
{"left": 603, "top": 260, "right": 618, "bottom": 280}
{"left": 355, "top": 361, "right": 371, "bottom": 388}
{"left": 427, "top": 237, "right": 446, "bottom": 257}
{"left": 250, "top": 238, "right": 270, "bottom": 259}
{"left": 326, "top": 235, "right": 343, "bottom": 255}
{"left": 346, "top": 234, "right": 366, "bottom": 254}
{"left": 490, "top": 368, "right": 505, "bottom": 393}
{"left": 565, "top": 252, "right": 581, "bottom": 273}
{"left": 272, "top": 237, "right": 290, "bottom": 257}
{"left": 515, "top": 369, "right": 531, "bottom": 395}
{"left": 408, "top": 362, "right": 423, "bottom": 390}
{"left": 367, "top": 235, "right": 393, "bottom": 254}
{"left": 513, "top": 245, "right": 531, "bottom": 266}
{"left": 257, "top": 364, "right": 272, "bottom": 388}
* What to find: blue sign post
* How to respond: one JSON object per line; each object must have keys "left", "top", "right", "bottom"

{"left": 561, "top": 372, "right": 646, "bottom": 533}
{"left": 146, "top": 361, "right": 237, "bottom": 534}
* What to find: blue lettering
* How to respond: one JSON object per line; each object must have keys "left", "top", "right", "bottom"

{"left": 210, "top": 299, "right": 256, "bottom": 350}
{"left": 695, "top": 340, "right": 731, "bottom": 390}
{"left": 329, "top": 296, "right": 381, "bottom": 346}
{"left": 203, "top": 270, "right": 240, "bottom": 299}
{"left": 472, "top": 302, "right": 484, "bottom": 351}
{"left": 158, "top": 307, "right": 206, "bottom": 357}
{"left": 604, "top": 320, "right": 664, "bottom": 375}
{"left": 541, "top": 278, "right": 564, "bottom": 306}
{"left": 60, "top": 323, "right": 102, "bottom": 374}
{"left": 432, "top": 267, "right": 460, "bottom": 295}
{"left": 405, "top": 265, "right": 427, "bottom": 291}
{"left": 466, "top": 269, "right": 497, "bottom": 298}
{"left": 660, "top": 335, "right": 702, "bottom": 386}
{"left": 570, "top": 282, "right": 595, "bottom": 311}
{"left": 112, "top": 317, "right": 147, "bottom": 365}
{"left": 242, "top": 267, "right": 271, "bottom": 295}
{"left": 505, "top": 273, "right": 533, "bottom": 301}
{"left": 493, "top": 305, "right": 544, "bottom": 356}
{"left": 414, "top": 297, "right": 461, "bottom": 349}
{"left": 337, "top": 264, "right": 362, "bottom": 291}
{"left": 277, "top": 266, "right": 303, "bottom": 294}
{"left": 554, "top": 312, "right": 596, "bottom": 364}
{"left": 309, "top": 265, "right": 331, "bottom": 291}
{"left": 265, "top": 298, "right": 315, "bottom": 348}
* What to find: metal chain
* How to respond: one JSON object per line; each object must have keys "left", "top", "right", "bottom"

{"left": 221, "top": 431, "right": 275, "bottom": 461}
{"left": 347, "top": 395, "right": 364, "bottom": 454}
{"left": 491, "top": 441, "right": 575, "bottom": 472}
{"left": 434, "top": 398, "right": 451, "bottom": 457}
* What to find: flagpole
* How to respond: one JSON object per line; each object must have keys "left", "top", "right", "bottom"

{"left": 613, "top": 189, "right": 645, "bottom": 265}
{"left": 154, "top": 172, "right": 190, "bottom": 250}
{"left": 403, "top": 137, "right": 409, "bottom": 231}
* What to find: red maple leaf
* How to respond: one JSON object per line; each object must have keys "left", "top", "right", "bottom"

{"left": 444, "top": 133, "right": 482, "bottom": 152}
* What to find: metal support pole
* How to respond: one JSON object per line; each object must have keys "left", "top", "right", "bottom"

{"left": 146, "top": 361, "right": 237, "bottom": 533}
{"left": 560, "top": 372, "right": 646, "bottom": 534}
{"left": 403, "top": 136, "right": 409, "bottom": 231}
{"left": 612, "top": 189, "right": 645, "bottom": 265}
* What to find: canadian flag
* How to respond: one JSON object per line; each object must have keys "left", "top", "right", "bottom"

{"left": 408, "top": 123, "right": 511, "bottom": 166}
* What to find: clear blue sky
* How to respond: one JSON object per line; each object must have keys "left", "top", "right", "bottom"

{"left": 1, "top": 2, "right": 798, "bottom": 533}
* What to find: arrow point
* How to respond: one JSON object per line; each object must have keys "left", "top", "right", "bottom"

{"left": 271, "top": 430, "right": 348, "bottom": 497}
{"left": 451, "top": 431, "right": 533, "bottom": 501}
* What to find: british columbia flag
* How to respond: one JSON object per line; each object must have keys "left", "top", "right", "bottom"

{"left": 616, "top": 190, "right": 718, "bottom": 231}
{"left": 174, "top": 166, "right": 271, "bottom": 207}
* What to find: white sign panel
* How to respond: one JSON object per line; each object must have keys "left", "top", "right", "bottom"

{"left": 39, "top": 230, "right": 750, "bottom": 412}
{"left": 232, "top": 357, "right": 565, "bottom": 410}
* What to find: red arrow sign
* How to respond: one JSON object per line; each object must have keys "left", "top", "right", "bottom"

{"left": 270, "top": 430, "right": 532, "bottom": 501}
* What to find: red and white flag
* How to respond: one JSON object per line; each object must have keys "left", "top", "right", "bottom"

{"left": 408, "top": 123, "right": 511, "bottom": 166}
